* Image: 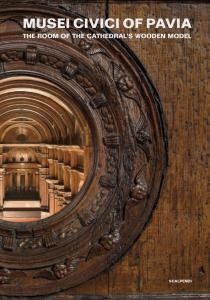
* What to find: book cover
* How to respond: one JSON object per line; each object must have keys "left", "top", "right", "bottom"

{"left": 0, "top": 1, "right": 209, "bottom": 299}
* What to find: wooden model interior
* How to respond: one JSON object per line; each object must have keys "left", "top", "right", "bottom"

{"left": 0, "top": 76, "right": 91, "bottom": 222}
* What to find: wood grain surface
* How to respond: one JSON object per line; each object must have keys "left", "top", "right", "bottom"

{"left": 64, "top": 1, "right": 209, "bottom": 296}
{"left": 0, "top": 1, "right": 208, "bottom": 298}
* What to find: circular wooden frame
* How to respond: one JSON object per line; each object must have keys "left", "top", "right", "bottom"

{"left": 0, "top": 5, "right": 167, "bottom": 296}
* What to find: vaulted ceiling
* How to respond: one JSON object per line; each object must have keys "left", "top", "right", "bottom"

{"left": 0, "top": 76, "right": 88, "bottom": 146}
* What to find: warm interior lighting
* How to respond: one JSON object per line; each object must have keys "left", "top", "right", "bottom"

{"left": 0, "top": 76, "right": 92, "bottom": 222}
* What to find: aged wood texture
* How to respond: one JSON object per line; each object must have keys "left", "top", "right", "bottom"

{"left": 0, "top": 1, "right": 208, "bottom": 298}
{"left": 0, "top": 1, "right": 166, "bottom": 297}
{"left": 66, "top": 1, "right": 209, "bottom": 296}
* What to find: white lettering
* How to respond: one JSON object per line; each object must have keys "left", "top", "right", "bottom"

{"left": 181, "top": 18, "right": 192, "bottom": 28}
{"left": 74, "top": 18, "right": 84, "bottom": 29}
{"left": 147, "top": 18, "right": 192, "bottom": 29}
{"left": 135, "top": 18, "right": 143, "bottom": 27}
{"left": 147, "top": 18, "right": 156, "bottom": 28}
{"left": 47, "top": 18, "right": 56, "bottom": 29}
{"left": 23, "top": 18, "right": 36, "bottom": 29}
{"left": 123, "top": 18, "right": 134, "bottom": 28}
{"left": 104, "top": 18, "right": 117, "bottom": 29}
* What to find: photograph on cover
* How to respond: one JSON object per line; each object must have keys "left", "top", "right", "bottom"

{"left": 0, "top": 1, "right": 208, "bottom": 299}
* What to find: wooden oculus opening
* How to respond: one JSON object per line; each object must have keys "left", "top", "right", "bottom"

{"left": 0, "top": 76, "right": 93, "bottom": 222}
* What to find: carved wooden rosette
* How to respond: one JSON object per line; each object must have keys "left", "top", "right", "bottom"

{"left": 0, "top": 5, "right": 167, "bottom": 296}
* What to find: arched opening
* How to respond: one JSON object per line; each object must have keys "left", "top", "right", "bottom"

{"left": 0, "top": 76, "right": 93, "bottom": 222}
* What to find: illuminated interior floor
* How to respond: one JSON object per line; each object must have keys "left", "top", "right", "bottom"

{"left": 0, "top": 200, "right": 51, "bottom": 222}
{"left": 4, "top": 200, "right": 40, "bottom": 208}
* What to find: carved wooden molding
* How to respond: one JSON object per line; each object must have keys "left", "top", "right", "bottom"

{"left": 0, "top": 4, "right": 167, "bottom": 296}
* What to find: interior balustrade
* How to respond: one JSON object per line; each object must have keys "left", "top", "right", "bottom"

{"left": 0, "top": 144, "right": 89, "bottom": 221}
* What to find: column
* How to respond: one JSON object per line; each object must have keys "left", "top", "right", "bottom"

{"left": 70, "top": 170, "right": 79, "bottom": 196}
{"left": 0, "top": 168, "right": 5, "bottom": 209}
{"left": 25, "top": 172, "right": 29, "bottom": 190}
{"left": 9, "top": 173, "right": 13, "bottom": 189}
{"left": 39, "top": 175, "right": 46, "bottom": 207}
{"left": 70, "top": 150, "right": 77, "bottom": 169}
{"left": 54, "top": 160, "right": 58, "bottom": 178}
{"left": 48, "top": 159, "right": 54, "bottom": 178}
{"left": 63, "top": 165, "right": 67, "bottom": 190}
{"left": 17, "top": 173, "right": 20, "bottom": 191}
{"left": 63, "top": 165, "right": 71, "bottom": 190}
{"left": 35, "top": 172, "right": 39, "bottom": 192}
{"left": 39, "top": 168, "right": 49, "bottom": 210}
{"left": 58, "top": 163, "right": 64, "bottom": 183}
{"left": 32, "top": 173, "right": 36, "bottom": 189}
{"left": 54, "top": 190, "right": 59, "bottom": 213}
{"left": 49, "top": 189, "right": 55, "bottom": 215}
